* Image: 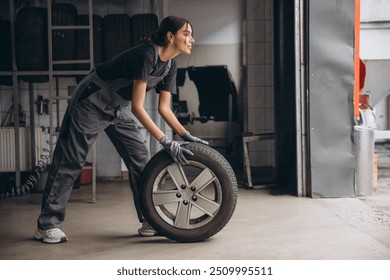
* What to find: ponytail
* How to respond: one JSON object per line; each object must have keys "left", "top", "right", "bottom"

{"left": 150, "top": 30, "right": 165, "bottom": 45}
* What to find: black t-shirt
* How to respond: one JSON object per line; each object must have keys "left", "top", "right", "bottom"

{"left": 95, "top": 43, "right": 177, "bottom": 100}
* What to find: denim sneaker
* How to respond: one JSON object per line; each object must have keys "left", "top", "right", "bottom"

{"left": 33, "top": 228, "right": 68, "bottom": 244}
{"left": 138, "top": 221, "right": 158, "bottom": 237}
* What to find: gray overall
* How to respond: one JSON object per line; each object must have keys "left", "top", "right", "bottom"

{"left": 38, "top": 54, "right": 172, "bottom": 230}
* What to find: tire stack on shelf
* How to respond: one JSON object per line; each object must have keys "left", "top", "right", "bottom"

{"left": 102, "top": 13, "right": 158, "bottom": 60}
{"left": 3, "top": 3, "right": 159, "bottom": 82}
{"left": 14, "top": 3, "right": 81, "bottom": 80}
{"left": 14, "top": 3, "right": 79, "bottom": 81}
{"left": 2, "top": 5, "right": 160, "bottom": 138}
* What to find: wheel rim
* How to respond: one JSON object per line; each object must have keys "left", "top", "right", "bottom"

{"left": 152, "top": 161, "right": 222, "bottom": 229}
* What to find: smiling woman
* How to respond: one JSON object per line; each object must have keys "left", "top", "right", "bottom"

{"left": 33, "top": 15, "right": 209, "bottom": 244}
{"left": 150, "top": 15, "right": 195, "bottom": 55}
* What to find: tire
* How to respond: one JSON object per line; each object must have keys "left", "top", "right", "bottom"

{"left": 0, "top": 19, "right": 12, "bottom": 85}
{"left": 75, "top": 14, "right": 103, "bottom": 83}
{"left": 51, "top": 3, "right": 77, "bottom": 72}
{"left": 131, "top": 13, "right": 158, "bottom": 46}
{"left": 15, "top": 7, "right": 48, "bottom": 83}
{"left": 102, "top": 14, "right": 132, "bottom": 60}
{"left": 140, "top": 143, "right": 238, "bottom": 242}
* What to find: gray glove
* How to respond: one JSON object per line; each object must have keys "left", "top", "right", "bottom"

{"left": 160, "top": 136, "right": 194, "bottom": 165}
{"left": 181, "top": 131, "right": 209, "bottom": 145}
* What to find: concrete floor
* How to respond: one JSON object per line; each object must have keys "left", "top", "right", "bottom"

{"left": 0, "top": 176, "right": 389, "bottom": 260}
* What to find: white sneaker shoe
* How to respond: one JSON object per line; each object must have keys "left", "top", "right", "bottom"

{"left": 33, "top": 228, "right": 68, "bottom": 244}
{"left": 138, "top": 221, "right": 158, "bottom": 237}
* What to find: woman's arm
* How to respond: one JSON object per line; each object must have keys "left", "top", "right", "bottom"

{"left": 158, "top": 91, "right": 209, "bottom": 145}
{"left": 158, "top": 90, "right": 186, "bottom": 136}
{"left": 131, "top": 79, "right": 165, "bottom": 141}
{"left": 132, "top": 81, "right": 193, "bottom": 164}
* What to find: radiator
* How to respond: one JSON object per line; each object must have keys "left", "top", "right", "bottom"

{"left": 0, "top": 127, "right": 44, "bottom": 172}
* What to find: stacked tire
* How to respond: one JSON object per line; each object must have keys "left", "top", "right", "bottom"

{"left": 102, "top": 14, "right": 132, "bottom": 60}
{"left": 11, "top": 7, "right": 159, "bottom": 83}
{"left": 131, "top": 13, "right": 158, "bottom": 46}
{"left": 75, "top": 14, "right": 103, "bottom": 83}
{"left": 51, "top": 3, "right": 77, "bottom": 72}
{"left": 0, "top": 19, "right": 13, "bottom": 85}
{"left": 15, "top": 7, "right": 48, "bottom": 83}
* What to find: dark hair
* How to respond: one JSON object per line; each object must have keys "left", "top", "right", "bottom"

{"left": 151, "top": 16, "right": 193, "bottom": 46}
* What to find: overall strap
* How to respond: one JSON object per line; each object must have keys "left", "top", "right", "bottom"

{"left": 152, "top": 44, "right": 172, "bottom": 78}
{"left": 162, "top": 59, "right": 172, "bottom": 77}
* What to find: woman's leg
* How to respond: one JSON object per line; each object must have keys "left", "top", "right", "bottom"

{"left": 104, "top": 114, "right": 151, "bottom": 222}
{"left": 38, "top": 99, "right": 110, "bottom": 230}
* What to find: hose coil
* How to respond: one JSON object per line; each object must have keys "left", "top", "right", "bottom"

{"left": 1, "top": 141, "right": 52, "bottom": 199}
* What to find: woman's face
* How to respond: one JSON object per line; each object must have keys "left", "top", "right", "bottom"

{"left": 172, "top": 23, "right": 195, "bottom": 55}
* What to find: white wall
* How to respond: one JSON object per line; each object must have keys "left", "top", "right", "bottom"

{"left": 360, "top": 0, "right": 390, "bottom": 60}
{"left": 360, "top": 0, "right": 390, "bottom": 129}
{"left": 167, "top": 0, "right": 244, "bottom": 142}
{"left": 167, "top": 0, "right": 242, "bottom": 45}
{"left": 360, "top": 25, "right": 390, "bottom": 60}
{"left": 361, "top": 0, "right": 390, "bottom": 22}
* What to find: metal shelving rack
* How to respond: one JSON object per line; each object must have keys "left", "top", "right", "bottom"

{"left": 0, "top": 0, "right": 97, "bottom": 202}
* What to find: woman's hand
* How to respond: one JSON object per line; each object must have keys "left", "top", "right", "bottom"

{"left": 160, "top": 136, "right": 194, "bottom": 165}
{"left": 181, "top": 131, "right": 209, "bottom": 145}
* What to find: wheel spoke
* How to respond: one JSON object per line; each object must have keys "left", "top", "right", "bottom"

{"left": 190, "top": 168, "right": 216, "bottom": 192}
{"left": 192, "top": 194, "right": 220, "bottom": 217}
{"left": 175, "top": 202, "right": 191, "bottom": 228}
{"left": 153, "top": 190, "right": 181, "bottom": 206}
{"left": 167, "top": 164, "right": 188, "bottom": 189}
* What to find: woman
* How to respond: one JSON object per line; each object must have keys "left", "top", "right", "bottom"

{"left": 33, "top": 16, "right": 208, "bottom": 244}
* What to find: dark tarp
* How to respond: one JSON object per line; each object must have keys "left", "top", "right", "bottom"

{"left": 308, "top": 0, "right": 356, "bottom": 197}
